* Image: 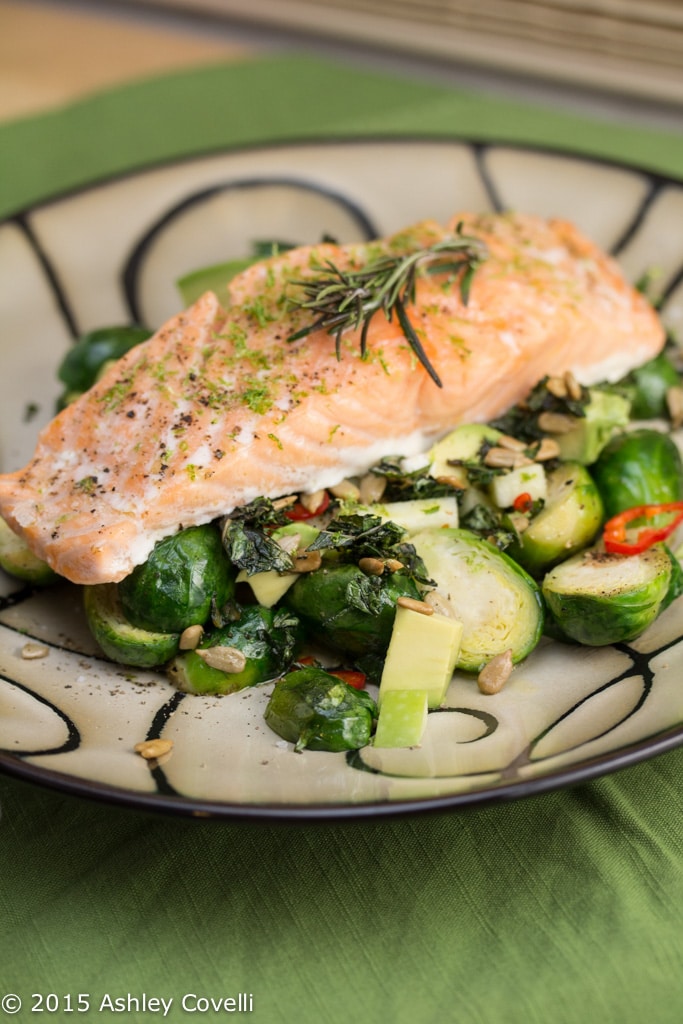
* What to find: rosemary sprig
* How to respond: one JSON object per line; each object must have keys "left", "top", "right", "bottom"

{"left": 287, "top": 225, "right": 487, "bottom": 388}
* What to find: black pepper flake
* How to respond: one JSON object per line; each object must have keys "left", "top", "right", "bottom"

{"left": 126, "top": 410, "right": 136, "bottom": 418}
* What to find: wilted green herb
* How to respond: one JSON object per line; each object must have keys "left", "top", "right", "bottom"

{"left": 308, "top": 513, "right": 432, "bottom": 585}
{"left": 490, "top": 375, "right": 589, "bottom": 442}
{"left": 460, "top": 504, "right": 515, "bottom": 550}
{"left": 221, "top": 497, "right": 293, "bottom": 575}
{"left": 369, "top": 456, "right": 458, "bottom": 501}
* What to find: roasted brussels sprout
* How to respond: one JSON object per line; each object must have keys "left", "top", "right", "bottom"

{"left": 0, "top": 516, "right": 57, "bottom": 585}
{"left": 284, "top": 564, "right": 422, "bottom": 656}
{"left": 176, "top": 241, "right": 296, "bottom": 306}
{"left": 57, "top": 325, "right": 150, "bottom": 407}
{"left": 119, "top": 524, "right": 235, "bottom": 634}
{"left": 620, "top": 353, "right": 680, "bottom": 420}
{"left": 411, "top": 528, "right": 544, "bottom": 672}
{"left": 507, "top": 462, "right": 604, "bottom": 576}
{"left": 591, "top": 428, "right": 683, "bottom": 519}
{"left": 542, "top": 542, "right": 674, "bottom": 646}
{"left": 264, "top": 665, "right": 377, "bottom": 752}
{"left": 84, "top": 583, "right": 180, "bottom": 667}
{"left": 167, "top": 605, "right": 301, "bottom": 695}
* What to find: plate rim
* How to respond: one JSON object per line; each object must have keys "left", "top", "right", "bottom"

{"left": 3, "top": 132, "right": 683, "bottom": 228}
{"left": 2, "top": 722, "right": 683, "bottom": 821}
{"left": 2, "top": 133, "right": 683, "bottom": 821}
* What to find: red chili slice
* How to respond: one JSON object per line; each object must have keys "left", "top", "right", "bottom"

{"left": 603, "top": 502, "right": 683, "bottom": 555}
{"left": 512, "top": 491, "right": 533, "bottom": 513}
{"left": 284, "top": 490, "right": 331, "bottom": 521}
{"left": 329, "top": 669, "right": 367, "bottom": 690}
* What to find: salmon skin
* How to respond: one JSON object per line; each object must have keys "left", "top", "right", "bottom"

{"left": 0, "top": 212, "right": 664, "bottom": 585}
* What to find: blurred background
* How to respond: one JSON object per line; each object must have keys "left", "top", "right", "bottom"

{"left": 2, "top": 0, "right": 683, "bottom": 129}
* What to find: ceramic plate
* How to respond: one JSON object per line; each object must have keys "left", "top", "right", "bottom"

{"left": 2, "top": 138, "right": 683, "bottom": 819}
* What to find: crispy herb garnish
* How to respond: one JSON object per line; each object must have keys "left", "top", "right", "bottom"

{"left": 368, "top": 456, "right": 458, "bottom": 501}
{"left": 307, "top": 513, "right": 432, "bottom": 585}
{"left": 287, "top": 226, "right": 487, "bottom": 388}
{"left": 490, "top": 375, "right": 589, "bottom": 442}
{"left": 221, "top": 497, "right": 294, "bottom": 576}
{"left": 345, "top": 574, "right": 386, "bottom": 616}
{"left": 460, "top": 504, "right": 515, "bottom": 550}
{"left": 269, "top": 608, "right": 302, "bottom": 666}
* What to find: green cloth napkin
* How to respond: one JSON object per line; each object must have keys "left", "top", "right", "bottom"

{"left": 2, "top": 55, "right": 683, "bottom": 1024}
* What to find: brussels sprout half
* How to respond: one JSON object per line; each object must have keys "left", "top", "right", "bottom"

{"left": 84, "top": 584, "right": 180, "bottom": 668}
{"left": 542, "top": 543, "right": 673, "bottom": 646}
{"left": 167, "top": 605, "right": 302, "bottom": 695}
{"left": 119, "top": 524, "right": 235, "bottom": 634}
{"left": 411, "top": 528, "right": 544, "bottom": 673}
{"left": 507, "top": 462, "right": 604, "bottom": 576}
{"left": 284, "top": 563, "right": 422, "bottom": 657}
{"left": 264, "top": 666, "right": 377, "bottom": 752}
{"left": 0, "top": 517, "right": 57, "bottom": 585}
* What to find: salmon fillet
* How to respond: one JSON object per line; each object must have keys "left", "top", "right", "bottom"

{"left": 0, "top": 212, "right": 664, "bottom": 584}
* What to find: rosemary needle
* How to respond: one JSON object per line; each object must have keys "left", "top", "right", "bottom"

{"left": 287, "top": 226, "right": 487, "bottom": 388}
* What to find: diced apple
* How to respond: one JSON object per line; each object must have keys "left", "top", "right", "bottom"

{"left": 489, "top": 462, "right": 547, "bottom": 509}
{"left": 372, "top": 496, "right": 459, "bottom": 533}
{"left": 373, "top": 689, "right": 429, "bottom": 748}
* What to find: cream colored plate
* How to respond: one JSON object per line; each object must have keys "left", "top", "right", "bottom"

{"left": 1, "top": 139, "right": 683, "bottom": 818}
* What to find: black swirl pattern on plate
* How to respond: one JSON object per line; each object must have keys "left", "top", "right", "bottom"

{"left": 0, "top": 139, "right": 682, "bottom": 819}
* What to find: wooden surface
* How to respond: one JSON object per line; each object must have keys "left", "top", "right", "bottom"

{"left": 2, "top": 0, "right": 682, "bottom": 131}
{"left": 146, "top": 0, "right": 683, "bottom": 105}
{"left": 0, "top": 0, "right": 254, "bottom": 121}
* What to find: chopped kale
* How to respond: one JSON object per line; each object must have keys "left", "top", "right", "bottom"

{"left": 490, "top": 375, "right": 589, "bottom": 442}
{"left": 367, "top": 455, "right": 459, "bottom": 500}
{"left": 221, "top": 497, "right": 294, "bottom": 575}
{"left": 307, "top": 513, "right": 433, "bottom": 585}
{"left": 460, "top": 504, "right": 516, "bottom": 550}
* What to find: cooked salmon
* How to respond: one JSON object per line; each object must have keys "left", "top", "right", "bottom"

{"left": 0, "top": 212, "right": 664, "bottom": 584}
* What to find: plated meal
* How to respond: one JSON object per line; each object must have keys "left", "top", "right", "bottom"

{"left": 2, "top": 140, "right": 683, "bottom": 817}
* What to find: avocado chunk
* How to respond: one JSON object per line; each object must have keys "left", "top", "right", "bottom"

{"left": 371, "top": 496, "right": 459, "bottom": 533}
{"left": 489, "top": 462, "right": 547, "bottom": 510}
{"left": 378, "top": 604, "right": 463, "bottom": 709}
{"left": 237, "top": 522, "right": 320, "bottom": 607}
